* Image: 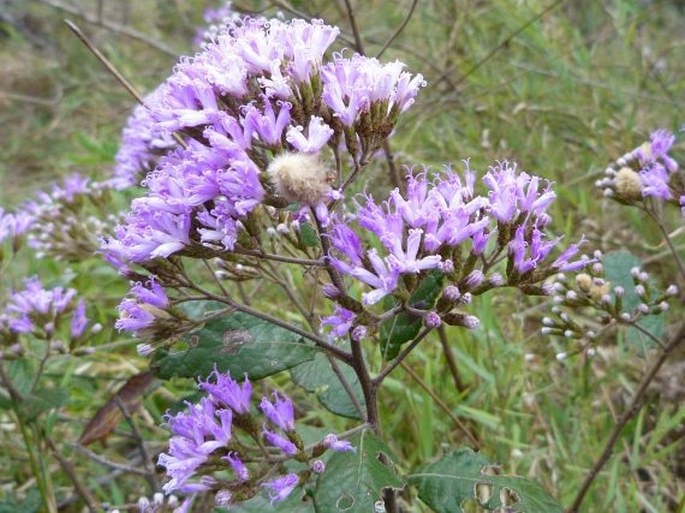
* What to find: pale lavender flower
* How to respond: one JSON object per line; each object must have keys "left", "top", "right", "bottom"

{"left": 323, "top": 434, "right": 355, "bottom": 452}
{"left": 158, "top": 397, "right": 233, "bottom": 493}
{"left": 639, "top": 163, "right": 672, "bottom": 199}
{"left": 260, "top": 392, "right": 295, "bottom": 432}
{"left": 263, "top": 473, "right": 299, "bottom": 504}
{"left": 286, "top": 116, "right": 334, "bottom": 153}
{"left": 70, "top": 299, "right": 88, "bottom": 339}
{"left": 263, "top": 426, "right": 298, "bottom": 455}
{"left": 321, "top": 306, "right": 356, "bottom": 339}
{"left": 199, "top": 368, "right": 252, "bottom": 414}
{"left": 635, "top": 129, "right": 679, "bottom": 172}
{"left": 115, "top": 277, "right": 169, "bottom": 335}
{"left": 224, "top": 452, "right": 249, "bottom": 482}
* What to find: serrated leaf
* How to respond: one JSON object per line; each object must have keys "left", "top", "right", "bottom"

{"left": 409, "top": 448, "right": 562, "bottom": 513}
{"left": 314, "top": 430, "right": 404, "bottom": 512}
{"left": 380, "top": 271, "right": 444, "bottom": 360}
{"left": 603, "top": 251, "right": 664, "bottom": 354}
{"left": 152, "top": 312, "right": 318, "bottom": 380}
{"left": 79, "top": 371, "right": 155, "bottom": 446}
{"left": 290, "top": 348, "right": 364, "bottom": 419}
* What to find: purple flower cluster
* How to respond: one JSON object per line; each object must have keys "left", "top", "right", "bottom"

{"left": 322, "top": 162, "right": 592, "bottom": 338}
{"left": 158, "top": 368, "right": 354, "bottom": 507}
{"left": 0, "top": 277, "right": 93, "bottom": 353}
{"left": 102, "top": 16, "right": 424, "bottom": 268}
{"left": 116, "top": 277, "right": 170, "bottom": 337}
{"left": 0, "top": 208, "right": 33, "bottom": 250}
{"left": 326, "top": 162, "right": 589, "bottom": 311}
{"left": 109, "top": 87, "right": 177, "bottom": 190}
{"left": 597, "top": 129, "right": 683, "bottom": 212}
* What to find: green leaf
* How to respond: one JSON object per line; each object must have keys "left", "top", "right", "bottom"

{"left": 602, "top": 251, "right": 664, "bottom": 354}
{"left": 380, "top": 271, "right": 444, "bottom": 360}
{"left": 225, "top": 489, "right": 315, "bottom": 512}
{"left": 314, "top": 430, "right": 404, "bottom": 512}
{"left": 152, "top": 312, "right": 318, "bottom": 380}
{"left": 0, "top": 359, "right": 36, "bottom": 411}
{"left": 409, "top": 448, "right": 562, "bottom": 513}
{"left": 299, "top": 223, "right": 320, "bottom": 248}
{"left": 19, "top": 387, "right": 68, "bottom": 421}
{"left": 290, "top": 348, "right": 364, "bottom": 419}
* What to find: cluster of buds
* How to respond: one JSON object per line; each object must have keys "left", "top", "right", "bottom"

{"left": 1, "top": 173, "right": 118, "bottom": 263}
{"left": 596, "top": 129, "right": 683, "bottom": 214}
{"left": 157, "top": 367, "right": 353, "bottom": 509}
{"left": 106, "top": 493, "right": 184, "bottom": 513}
{"left": 0, "top": 276, "right": 100, "bottom": 358}
{"left": 541, "top": 251, "right": 679, "bottom": 357}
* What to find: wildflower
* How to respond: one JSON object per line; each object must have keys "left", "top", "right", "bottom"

{"left": 260, "top": 392, "right": 295, "bottom": 432}
{"left": 263, "top": 473, "right": 300, "bottom": 504}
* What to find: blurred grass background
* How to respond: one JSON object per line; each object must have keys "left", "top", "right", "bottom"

{"left": 1, "top": 0, "right": 684, "bottom": 512}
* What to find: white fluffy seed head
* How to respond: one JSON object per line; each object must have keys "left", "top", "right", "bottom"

{"left": 267, "top": 152, "right": 331, "bottom": 205}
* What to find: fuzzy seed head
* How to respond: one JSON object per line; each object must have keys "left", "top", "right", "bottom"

{"left": 267, "top": 152, "right": 331, "bottom": 205}
{"left": 614, "top": 167, "right": 642, "bottom": 200}
{"left": 575, "top": 273, "right": 593, "bottom": 293}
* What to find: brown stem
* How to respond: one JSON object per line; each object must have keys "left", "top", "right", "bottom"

{"left": 45, "top": 437, "right": 99, "bottom": 512}
{"left": 566, "top": 324, "right": 685, "bottom": 513}
{"left": 375, "top": 0, "right": 419, "bottom": 59}
{"left": 350, "top": 339, "right": 377, "bottom": 427}
{"left": 437, "top": 325, "right": 467, "bottom": 393}
{"left": 115, "top": 397, "right": 157, "bottom": 492}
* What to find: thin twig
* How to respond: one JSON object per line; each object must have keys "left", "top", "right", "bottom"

{"left": 75, "top": 445, "right": 152, "bottom": 476}
{"left": 566, "top": 324, "right": 685, "bottom": 513}
{"left": 45, "top": 437, "right": 99, "bottom": 513}
{"left": 115, "top": 397, "right": 157, "bottom": 492}
{"left": 231, "top": 248, "right": 323, "bottom": 266}
{"left": 43, "top": 0, "right": 179, "bottom": 56}
{"left": 437, "top": 325, "right": 467, "bottom": 393}
{"left": 373, "top": 327, "right": 433, "bottom": 385}
{"left": 646, "top": 209, "right": 685, "bottom": 281}
{"left": 376, "top": 0, "right": 419, "bottom": 59}
{"left": 342, "top": 0, "right": 364, "bottom": 53}
{"left": 399, "top": 361, "right": 480, "bottom": 449}
{"left": 436, "top": 0, "right": 566, "bottom": 88}
{"left": 63, "top": 19, "right": 187, "bottom": 149}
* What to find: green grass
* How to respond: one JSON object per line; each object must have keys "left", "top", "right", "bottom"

{"left": 0, "top": 0, "right": 683, "bottom": 512}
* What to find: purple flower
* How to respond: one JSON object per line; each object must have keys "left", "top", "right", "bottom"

{"left": 286, "top": 116, "right": 334, "bottom": 153}
{"left": 158, "top": 397, "right": 233, "bottom": 493}
{"left": 115, "top": 277, "right": 169, "bottom": 336}
{"left": 263, "top": 473, "right": 299, "bottom": 504}
{"left": 635, "top": 129, "right": 679, "bottom": 172}
{"left": 263, "top": 426, "right": 298, "bottom": 455}
{"left": 323, "top": 434, "right": 355, "bottom": 452}
{"left": 322, "top": 54, "right": 425, "bottom": 127}
{"left": 260, "top": 392, "right": 295, "bottom": 432}
{"left": 321, "top": 306, "right": 356, "bottom": 339}
{"left": 70, "top": 299, "right": 88, "bottom": 339}
{"left": 224, "top": 452, "right": 249, "bottom": 482}
{"left": 199, "top": 368, "right": 252, "bottom": 415}
{"left": 639, "top": 163, "right": 673, "bottom": 199}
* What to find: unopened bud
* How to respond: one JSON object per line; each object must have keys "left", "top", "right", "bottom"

{"left": 215, "top": 490, "right": 232, "bottom": 506}
{"left": 424, "top": 312, "right": 442, "bottom": 329}
{"left": 658, "top": 301, "right": 669, "bottom": 312}
{"left": 636, "top": 303, "right": 649, "bottom": 314}
{"left": 634, "top": 284, "right": 646, "bottom": 297}
{"left": 488, "top": 273, "right": 504, "bottom": 287}
{"left": 614, "top": 286, "right": 625, "bottom": 298}
{"left": 351, "top": 325, "right": 368, "bottom": 342}
{"left": 665, "top": 285, "right": 678, "bottom": 296}
{"left": 311, "top": 460, "right": 326, "bottom": 474}
{"left": 542, "top": 317, "right": 554, "bottom": 326}
{"left": 443, "top": 285, "right": 461, "bottom": 302}
{"left": 556, "top": 352, "right": 568, "bottom": 361}
{"left": 458, "top": 292, "right": 472, "bottom": 305}
{"left": 463, "top": 270, "right": 484, "bottom": 289}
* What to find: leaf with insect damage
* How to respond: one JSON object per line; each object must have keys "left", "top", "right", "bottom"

{"left": 409, "top": 448, "right": 562, "bottom": 513}
{"left": 152, "top": 312, "right": 318, "bottom": 380}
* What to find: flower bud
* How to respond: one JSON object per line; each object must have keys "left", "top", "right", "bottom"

{"left": 556, "top": 352, "right": 568, "bottom": 361}
{"left": 665, "top": 285, "right": 678, "bottom": 296}
{"left": 443, "top": 285, "right": 461, "bottom": 302}
{"left": 311, "top": 460, "right": 326, "bottom": 474}
{"left": 634, "top": 284, "right": 646, "bottom": 297}
{"left": 424, "top": 311, "right": 441, "bottom": 329}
